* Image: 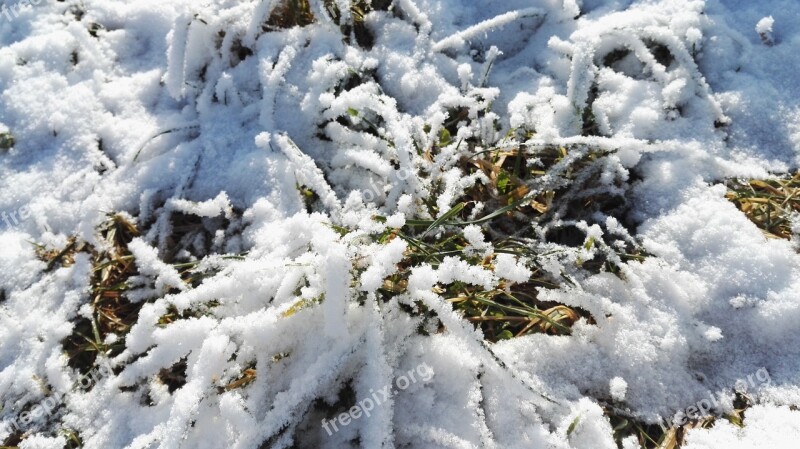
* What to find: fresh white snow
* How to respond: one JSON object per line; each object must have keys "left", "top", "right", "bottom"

{"left": 1, "top": 0, "right": 800, "bottom": 448}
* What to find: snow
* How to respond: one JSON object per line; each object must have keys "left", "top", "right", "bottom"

{"left": 755, "top": 16, "right": 774, "bottom": 36}
{"left": 683, "top": 404, "right": 800, "bottom": 449}
{"left": 1, "top": 0, "right": 800, "bottom": 447}
{"left": 609, "top": 377, "right": 628, "bottom": 402}
{"left": 755, "top": 16, "right": 775, "bottom": 46}
{"left": 494, "top": 254, "right": 532, "bottom": 284}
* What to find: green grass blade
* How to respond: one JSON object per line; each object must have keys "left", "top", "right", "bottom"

{"left": 422, "top": 202, "right": 466, "bottom": 237}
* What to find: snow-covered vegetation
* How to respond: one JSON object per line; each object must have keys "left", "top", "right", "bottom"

{"left": 1, "top": 0, "right": 800, "bottom": 448}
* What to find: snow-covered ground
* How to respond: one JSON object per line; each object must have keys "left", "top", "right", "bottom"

{"left": 1, "top": 0, "right": 799, "bottom": 448}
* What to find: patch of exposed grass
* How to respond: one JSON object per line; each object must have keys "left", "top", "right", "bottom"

{"left": 157, "top": 359, "right": 189, "bottom": 395}
{"left": 0, "top": 417, "right": 84, "bottom": 448}
{"left": 265, "top": 0, "right": 315, "bottom": 30}
{"left": 61, "top": 428, "right": 82, "bottom": 449}
{"left": 726, "top": 172, "right": 800, "bottom": 239}
{"left": 1, "top": 212, "right": 245, "bottom": 447}
{"left": 361, "top": 137, "right": 648, "bottom": 342}
{"left": 606, "top": 413, "right": 716, "bottom": 449}
{"left": 1, "top": 431, "right": 23, "bottom": 448}
{"left": 263, "top": 0, "right": 391, "bottom": 48}
{"left": 220, "top": 364, "right": 258, "bottom": 393}
{"left": 603, "top": 391, "right": 751, "bottom": 449}
{"left": 56, "top": 211, "right": 245, "bottom": 377}
{"left": 60, "top": 214, "right": 141, "bottom": 375}
{"left": 34, "top": 237, "right": 85, "bottom": 272}
{"left": 324, "top": 0, "right": 391, "bottom": 47}
{"left": 0, "top": 131, "right": 14, "bottom": 151}
{"left": 371, "top": 222, "right": 587, "bottom": 341}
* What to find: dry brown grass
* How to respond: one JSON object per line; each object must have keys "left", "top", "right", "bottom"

{"left": 726, "top": 172, "right": 800, "bottom": 239}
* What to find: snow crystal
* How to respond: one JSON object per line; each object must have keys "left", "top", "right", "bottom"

{"left": 609, "top": 377, "right": 628, "bottom": 402}
{"left": 359, "top": 238, "right": 408, "bottom": 292}
{"left": 17, "top": 435, "right": 65, "bottom": 449}
{"left": 756, "top": 16, "right": 774, "bottom": 35}
{"left": 127, "top": 238, "right": 187, "bottom": 294}
{"left": 494, "top": 254, "right": 532, "bottom": 284}
{"left": 756, "top": 16, "right": 775, "bottom": 46}
{"left": 462, "top": 224, "right": 492, "bottom": 257}
{"left": 436, "top": 256, "right": 496, "bottom": 291}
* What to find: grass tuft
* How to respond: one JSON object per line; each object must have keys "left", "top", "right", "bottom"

{"left": 265, "top": 0, "right": 315, "bottom": 30}
{"left": 61, "top": 214, "right": 141, "bottom": 375}
{"left": 604, "top": 391, "right": 752, "bottom": 448}
{"left": 726, "top": 172, "right": 800, "bottom": 239}
{"left": 362, "top": 137, "right": 649, "bottom": 341}
{"left": 0, "top": 131, "right": 14, "bottom": 150}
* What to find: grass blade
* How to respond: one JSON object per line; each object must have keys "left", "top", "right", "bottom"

{"left": 422, "top": 202, "right": 466, "bottom": 237}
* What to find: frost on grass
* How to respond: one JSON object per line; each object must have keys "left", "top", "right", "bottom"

{"left": 1, "top": 0, "right": 800, "bottom": 448}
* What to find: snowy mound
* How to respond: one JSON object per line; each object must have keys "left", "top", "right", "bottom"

{"left": 1, "top": 0, "right": 800, "bottom": 448}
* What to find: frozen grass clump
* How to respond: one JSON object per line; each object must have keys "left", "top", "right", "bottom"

{"left": 2, "top": 0, "right": 800, "bottom": 448}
